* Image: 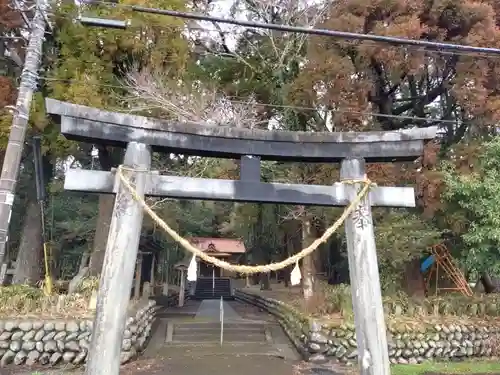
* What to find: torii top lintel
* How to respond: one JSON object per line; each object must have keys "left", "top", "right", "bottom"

{"left": 45, "top": 98, "right": 438, "bottom": 162}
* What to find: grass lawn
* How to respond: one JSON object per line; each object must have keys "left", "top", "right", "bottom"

{"left": 392, "top": 361, "right": 500, "bottom": 374}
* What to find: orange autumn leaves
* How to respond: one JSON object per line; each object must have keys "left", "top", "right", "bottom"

{"left": 290, "top": 0, "right": 500, "bottom": 131}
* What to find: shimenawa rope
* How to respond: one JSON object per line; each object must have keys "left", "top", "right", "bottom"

{"left": 116, "top": 165, "right": 374, "bottom": 275}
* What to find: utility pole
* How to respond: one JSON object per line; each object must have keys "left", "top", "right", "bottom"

{"left": 0, "top": 0, "right": 48, "bottom": 283}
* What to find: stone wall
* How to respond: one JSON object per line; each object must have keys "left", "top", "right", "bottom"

{"left": 235, "top": 290, "right": 500, "bottom": 364}
{"left": 0, "top": 297, "right": 166, "bottom": 367}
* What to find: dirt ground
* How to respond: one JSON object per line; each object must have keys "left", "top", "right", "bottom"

{"left": 1, "top": 356, "right": 347, "bottom": 375}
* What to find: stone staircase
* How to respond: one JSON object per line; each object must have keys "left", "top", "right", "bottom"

{"left": 194, "top": 277, "right": 233, "bottom": 300}
{"left": 166, "top": 321, "right": 270, "bottom": 345}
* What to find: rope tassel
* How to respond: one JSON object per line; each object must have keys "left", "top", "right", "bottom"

{"left": 290, "top": 262, "right": 301, "bottom": 286}
{"left": 187, "top": 254, "right": 198, "bottom": 282}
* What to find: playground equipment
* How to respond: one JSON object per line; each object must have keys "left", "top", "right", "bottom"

{"left": 421, "top": 244, "right": 472, "bottom": 297}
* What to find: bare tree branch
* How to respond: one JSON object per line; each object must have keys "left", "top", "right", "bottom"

{"left": 119, "top": 67, "right": 265, "bottom": 129}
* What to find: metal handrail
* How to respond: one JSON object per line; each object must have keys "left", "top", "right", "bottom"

{"left": 219, "top": 295, "right": 224, "bottom": 346}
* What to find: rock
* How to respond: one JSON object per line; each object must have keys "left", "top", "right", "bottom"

{"left": 123, "top": 329, "right": 132, "bottom": 339}
{"left": 77, "top": 331, "right": 91, "bottom": 340}
{"left": 43, "top": 322, "right": 55, "bottom": 331}
{"left": 54, "top": 331, "right": 67, "bottom": 340}
{"left": 18, "top": 321, "right": 33, "bottom": 332}
{"left": 21, "top": 341, "right": 36, "bottom": 351}
{"left": 346, "top": 349, "right": 358, "bottom": 359}
{"left": 73, "top": 349, "right": 87, "bottom": 364}
{"left": 62, "top": 351, "right": 76, "bottom": 363}
{"left": 13, "top": 350, "right": 27, "bottom": 365}
{"left": 25, "top": 350, "right": 40, "bottom": 366}
{"left": 44, "top": 340, "right": 58, "bottom": 353}
{"left": 308, "top": 342, "right": 323, "bottom": 353}
{"left": 54, "top": 321, "right": 66, "bottom": 331}
{"left": 9, "top": 340, "right": 21, "bottom": 352}
{"left": 0, "top": 350, "right": 16, "bottom": 366}
{"left": 120, "top": 351, "right": 132, "bottom": 364}
{"left": 49, "top": 352, "right": 62, "bottom": 365}
{"left": 66, "top": 332, "right": 79, "bottom": 341}
{"left": 308, "top": 353, "right": 328, "bottom": 364}
{"left": 66, "top": 321, "right": 80, "bottom": 333}
{"left": 65, "top": 340, "right": 80, "bottom": 351}
{"left": 310, "top": 332, "right": 328, "bottom": 345}
{"left": 42, "top": 331, "right": 56, "bottom": 341}
{"left": 4, "top": 321, "right": 17, "bottom": 331}
{"left": 122, "top": 338, "right": 132, "bottom": 351}
{"left": 309, "top": 320, "right": 322, "bottom": 333}
{"left": 57, "top": 340, "right": 65, "bottom": 352}
{"left": 39, "top": 352, "right": 50, "bottom": 365}
{"left": 402, "top": 349, "right": 412, "bottom": 358}
{"left": 11, "top": 331, "right": 24, "bottom": 340}
{"left": 34, "top": 329, "right": 45, "bottom": 341}
{"left": 79, "top": 339, "right": 89, "bottom": 350}
{"left": 35, "top": 341, "right": 44, "bottom": 352}
{"left": 79, "top": 321, "right": 87, "bottom": 332}
{"left": 32, "top": 321, "right": 44, "bottom": 330}
{"left": 86, "top": 320, "right": 94, "bottom": 330}
{"left": 0, "top": 331, "right": 11, "bottom": 340}
{"left": 0, "top": 340, "right": 9, "bottom": 349}
{"left": 22, "top": 330, "right": 36, "bottom": 341}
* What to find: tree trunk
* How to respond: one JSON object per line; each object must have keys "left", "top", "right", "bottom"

{"left": 480, "top": 272, "right": 498, "bottom": 293}
{"left": 88, "top": 146, "right": 123, "bottom": 277}
{"left": 12, "top": 200, "right": 43, "bottom": 284}
{"left": 88, "top": 195, "right": 115, "bottom": 276}
{"left": 301, "top": 216, "right": 315, "bottom": 301}
{"left": 259, "top": 273, "right": 271, "bottom": 290}
{"left": 402, "top": 258, "right": 426, "bottom": 297}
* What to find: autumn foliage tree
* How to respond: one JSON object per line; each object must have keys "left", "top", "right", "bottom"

{"left": 288, "top": 0, "right": 500, "bottom": 293}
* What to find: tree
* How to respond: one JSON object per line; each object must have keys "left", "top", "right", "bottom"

{"left": 37, "top": 0, "right": 193, "bottom": 278}
{"left": 441, "top": 136, "right": 500, "bottom": 276}
{"left": 294, "top": 0, "right": 500, "bottom": 138}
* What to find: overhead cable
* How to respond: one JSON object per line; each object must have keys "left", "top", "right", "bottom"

{"left": 83, "top": 0, "right": 500, "bottom": 55}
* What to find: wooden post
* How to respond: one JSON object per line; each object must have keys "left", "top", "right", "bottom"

{"left": 134, "top": 253, "right": 143, "bottom": 299}
{"left": 301, "top": 216, "right": 314, "bottom": 301}
{"left": 179, "top": 269, "right": 186, "bottom": 307}
{"left": 150, "top": 254, "right": 155, "bottom": 295}
{"left": 162, "top": 249, "right": 170, "bottom": 296}
{"left": 340, "top": 157, "right": 390, "bottom": 375}
{"left": 86, "top": 142, "right": 151, "bottom": 375}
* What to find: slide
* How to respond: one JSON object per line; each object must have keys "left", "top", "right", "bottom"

{"left": 420, "top": 255, "right": 435, "bottom": 273}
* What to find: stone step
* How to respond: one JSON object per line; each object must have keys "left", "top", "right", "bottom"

{"left": 174, "top": 326, "right": 266, "bottom": 335}
{"left": 170, "top": 333, "right": 267, "bottom": 343}
{"left": 174, "top": 322, "right": 267, "bottom": 331}
{"left": 157, "top": 342, "right": 282, "bottom": 356}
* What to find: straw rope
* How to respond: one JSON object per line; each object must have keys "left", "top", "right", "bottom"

{"left": 117, "top": 165, "right": 375, "bottom": 274}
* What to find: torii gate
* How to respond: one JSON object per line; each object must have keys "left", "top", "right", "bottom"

{"left": 46, "top": 98, "right": 437, "bottom": 375}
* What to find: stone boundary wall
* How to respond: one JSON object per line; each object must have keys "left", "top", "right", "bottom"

{"left": 235, "top": 290, "right": 500, "bottom": 364}
{"left": 0, "top": 293, "right": 178, "bottom": 367}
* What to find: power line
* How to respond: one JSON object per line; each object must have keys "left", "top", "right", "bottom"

{"left": 43, "top": 12, "right": 500, "bottom": 63}
{"left": 37, "top": 76, "right": 476, "bottom": 127}
{"left": 82, "top": 0, "right": 500, "bottom": 56}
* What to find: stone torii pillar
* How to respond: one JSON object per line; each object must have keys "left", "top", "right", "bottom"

{"left": 340, "top": 157, "right": 389, "bottom": 375}
{"left": 85, "top": 142, "right": 151, "bottom": 375}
